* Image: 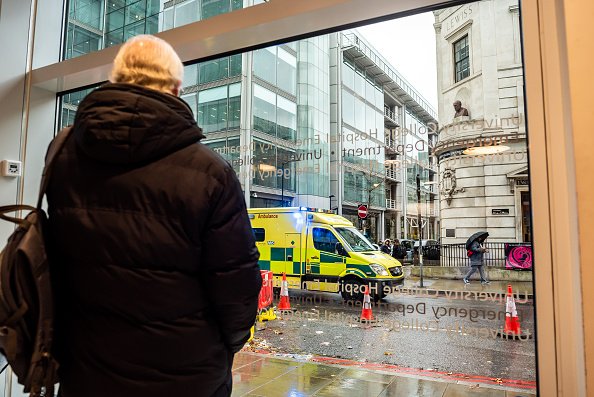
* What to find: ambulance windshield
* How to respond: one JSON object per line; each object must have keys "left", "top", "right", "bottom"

{"left": 334, "top": 227, "right": 375, "bottom": 252}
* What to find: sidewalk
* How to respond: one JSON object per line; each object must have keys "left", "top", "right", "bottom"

{"left": 232, "top": 351, "right": 536, "bottom": 396}
{"left": 231, "top": 271, "right": 536, "bottom": 396}
{"left": 401, "top": 277, "right": 534, "bottom": 299}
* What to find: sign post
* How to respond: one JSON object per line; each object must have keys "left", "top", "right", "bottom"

{"left": 357, "top": 204, "right": 368, "bottom": 236}
{"left": 357, "top": 204, "right": 368, "bottom": 219}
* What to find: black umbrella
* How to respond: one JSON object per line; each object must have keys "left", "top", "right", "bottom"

{"left": 466, "top": 231, "right": 489, "bottom": 250}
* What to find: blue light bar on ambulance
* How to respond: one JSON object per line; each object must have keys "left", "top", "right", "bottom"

{"left": 298, "top": 207, "right": 335, "bottom": 214}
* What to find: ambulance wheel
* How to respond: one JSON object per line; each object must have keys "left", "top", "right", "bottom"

{"left": 273, "top": 287, "right": 281, "bottom": 298}
{"left": 372, "top": 289, "right": 386, "bottom": 302}
{"left": 340, "top": 278, "right": 364, "bottom": 302}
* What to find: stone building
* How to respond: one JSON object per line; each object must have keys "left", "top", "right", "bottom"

{"left": 433, "top": 0, "right": 530, "bottom": 243}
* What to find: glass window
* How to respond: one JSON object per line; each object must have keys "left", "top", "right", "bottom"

{"left": 335, "top": 227, "right": 374, "bottom": 252}
{"left": 277, "top": 48, "right": 297, "bottom": 95}
{"left": 354, "top": 69, "right": 365, "bottom": 96}
{"left": 71, "top": 27, "right": 102, "bottom": 58}
{"left": 366, "top": 105, "right": 376, "bottom": 135}
{"left": 228, "top": 83, "right": 241, "bottom": 130}
{"left": 198, "top": 86, "right": 228, "bottom": 133}
{"left": 231, "top": 0, "right": 242, "bottom": 11}
{"left": 230, "top": 54, "right": 242, "bottom": 77}
{"left": 163, "top": 7, "right": 174, "bottom": 31}
{"left": 276, "top": 147, "right": 296, "bottom": 192}
{"left": 183, "top": 65, "right": 199, "bottom": 87}
{"left": 454, "top": 34, "right": 470, "bottom": 82}
{"left": 199, "top": 57, "right": 230, "bottom": 84}
{"left": 106, "top": 28, "right": 124, "bottom": 47}
{"left": 176, "top": 0, "right": 200, "bottom": 27}
{"left": 125, "top": 1, "right": 146, "bottom": 25}
{"left": 124, "top": 21, "right": 145, "bottom": 41}
{"left": 365, "top": 78, "right": 375, "bottom": 104}
{"left": 342, "top": 61, "right": 355, "bottom": 90}
{"left": 277, "top": 96, "right": 296, "bottom": 141}
{"left": 181, "top": 93, "right": 198, "bottom": 118}
{"left": 312, "top": 228, "right": 339, "bottom": 253}
{"left": 202, "top": 0, "right": 230, "bottom": 20}
{"left": 252, "top": 139, "right": 276, "bottom": 188}
{"left": 74, "top": 0, "right": 104, "bottom": 30}
{"left": 354, "top": 97, "right": 365, "bottom": 132}
{"left": 253, "top": 47, "right": 276, "bottom": 85}
{"left": 342, "top": 89, "right": 355, "bottom": 126}
{"left": 253, "top": 84, "right": 276, "bottom": 136}
{"left": 252, "top": 228, "right": 265, "bottom": 242}
{"left": 374, "top": 85, "right": 383, "bottom": 109}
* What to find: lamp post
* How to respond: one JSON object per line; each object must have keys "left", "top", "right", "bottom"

{"left": 416, "top": 179, "right": 438, "bottom": 287}
{"left": 416, "top": 174, "right": 424, "bottom": 287}
{"left": 366, "top": 181, "right": 384, "bottom": 240}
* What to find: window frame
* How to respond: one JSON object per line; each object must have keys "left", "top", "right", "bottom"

{"left": 453, "top": 34, "right": 470, "bottom": 83}
{"left": 312, "top": 227, "right": 340, "bottom": 254}
{"left": 25, "top": 0, "right": 584, "bottom": 394}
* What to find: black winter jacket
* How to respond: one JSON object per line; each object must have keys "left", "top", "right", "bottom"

{"left": 47, "top": 83, "right": 262, "bottom": 397}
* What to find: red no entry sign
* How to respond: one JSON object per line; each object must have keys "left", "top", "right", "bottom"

{"left": 358, "top": 204, "right": 368, "bottom": 219}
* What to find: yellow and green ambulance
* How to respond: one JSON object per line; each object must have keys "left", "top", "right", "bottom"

{"left": 248, "top": 207, "right": 404, "bottom": 301}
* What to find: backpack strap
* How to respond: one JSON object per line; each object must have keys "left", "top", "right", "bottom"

{"left": 36, "top": 127, "right": 73, "bottom": 209}
{"left": 0, "top": 205, "right": 37, "bottom": 225}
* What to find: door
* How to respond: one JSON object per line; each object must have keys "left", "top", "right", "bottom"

{"left": 308, "top": 227, "right": 346, "bottom": 291}
{"left": 285, "top": 233, "right": 301, "bottom": 275}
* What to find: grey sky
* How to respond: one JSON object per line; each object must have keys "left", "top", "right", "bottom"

{"left": 358, "top": 12, "right": 438, "bottom": 111}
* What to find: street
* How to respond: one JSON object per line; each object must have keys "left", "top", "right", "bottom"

{"left": 251, "top": 287, "right": 536, "bottom": 382}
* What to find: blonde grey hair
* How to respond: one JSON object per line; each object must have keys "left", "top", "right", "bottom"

{"left": 110, "top": 35, "right": 184, "bottom": 94}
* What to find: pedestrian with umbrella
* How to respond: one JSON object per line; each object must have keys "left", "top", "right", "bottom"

{"left": 463, "top": 231, "right": 490, "bottom": 285}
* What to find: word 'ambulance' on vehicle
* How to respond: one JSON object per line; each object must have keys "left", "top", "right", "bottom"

{"left": 248, "top": 207, "right": 404, "bottom": 301}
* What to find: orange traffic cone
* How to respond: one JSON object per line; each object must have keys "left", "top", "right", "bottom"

{"left": 278, "top": 273, "right": 292, "bottom": 312}
{"left": 504, "top": 284, "right": 521, "bottom": 335}
{"left": 359, "top": 285, "right": 376, "bottom": 323}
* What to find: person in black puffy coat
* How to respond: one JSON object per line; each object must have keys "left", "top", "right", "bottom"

{"left": 47, "top": 35, "right": 262, "bottom": 397}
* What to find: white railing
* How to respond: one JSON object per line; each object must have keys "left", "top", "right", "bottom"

{"left": 385, "top": 198, "right": 400, "bottom": 210}
{"left": 385, "top": 168, "right": 401, "bottom": 181}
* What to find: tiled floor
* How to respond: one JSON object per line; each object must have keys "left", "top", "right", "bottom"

{"left": 231, "top": 352, "right": 536, "bottom": 397}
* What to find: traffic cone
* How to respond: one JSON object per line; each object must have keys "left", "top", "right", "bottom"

{"left": 504, "top": 284, "right": 521, "bottom": 335}
{"left": 359, "top": 285, "right": 376, "bottom": 323}
{"left": 495, "top": 284, "right": 533, "bottom": 340}
{"left": 278, "top": 273, "right": 292, "bottom": 312}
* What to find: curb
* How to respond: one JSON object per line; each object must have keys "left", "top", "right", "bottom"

{"left": 239, "top": 350, "right": 537, "bottom": 392}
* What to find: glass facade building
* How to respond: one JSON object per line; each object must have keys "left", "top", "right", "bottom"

{"left": 4, "top": 0, "right": 594, "bottom": 394}
{"left": 60, "top": 0, "right": 437, "bottom": 243}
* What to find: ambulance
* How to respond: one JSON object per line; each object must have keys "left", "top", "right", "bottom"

{"left": 248, "top": 207, "right": 404, "bottom": 301}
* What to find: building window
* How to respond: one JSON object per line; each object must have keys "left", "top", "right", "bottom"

{"left": 454, "top": 35, "right": 470, "bottom": 82}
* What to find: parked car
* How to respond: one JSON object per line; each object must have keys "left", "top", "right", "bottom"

{"left": 399, "top": 239, "right": 440, "bottom": 260}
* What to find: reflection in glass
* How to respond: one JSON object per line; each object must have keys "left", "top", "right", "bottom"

{"left": 335, "top": 227, "right": 374, "bottom": 252}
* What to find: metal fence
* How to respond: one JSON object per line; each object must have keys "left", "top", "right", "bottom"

{"left": 397, "top": 242, "right": 533, "bottom": 269}
{"left": 439, "top": 242, "right": 508, "bottom": 268}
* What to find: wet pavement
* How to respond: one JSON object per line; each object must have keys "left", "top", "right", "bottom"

{"left": 231, "top": 352, "right": 536, "bottom": 396}
{"left": 401, "top": 276, "right": 533, "bottom": 298}
{"left": 251, "top": 280, "right": 536, "bottom": 381}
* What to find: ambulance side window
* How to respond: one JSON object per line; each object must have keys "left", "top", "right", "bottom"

{"left": 252, "top": 228, "right": 265, "bottom": 242}
{"left": 312, "top": 228, "right": 339, "bottom": 254}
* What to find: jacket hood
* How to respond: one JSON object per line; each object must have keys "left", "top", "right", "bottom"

{"left": 72, "top": 83, "right": 204, "bottom": 164}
